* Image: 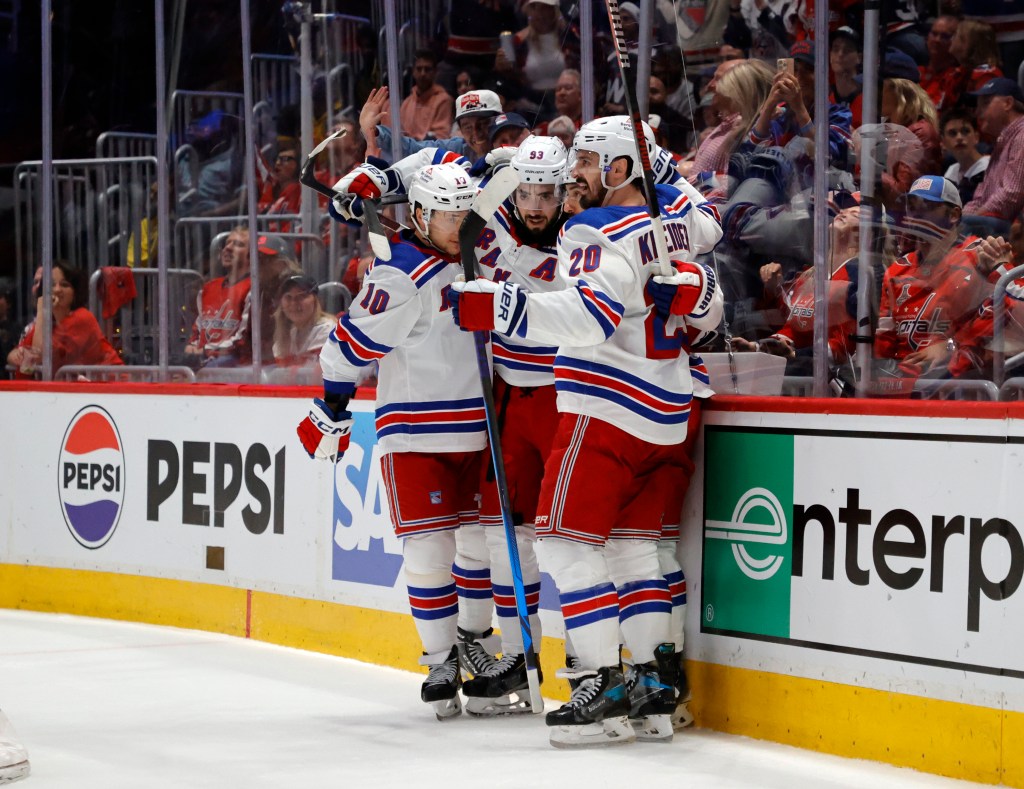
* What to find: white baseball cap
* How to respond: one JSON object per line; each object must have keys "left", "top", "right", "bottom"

{"left": 455, "top": 90, "right": 503, "bottom": 120}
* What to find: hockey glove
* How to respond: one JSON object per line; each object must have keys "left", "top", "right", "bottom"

{"left": 332, "top": 156, "right": 399, "bottom": 199}
{"left": 451, "top": 279, "right": 528, "bottom": 337}
{"left": 469, "top": 146, "right": 519, "bottom": 178}
{"left": 647, "top": 261, "right": 708, "bottom": 318}
{"left": 297, "top": 398, "right": 353, "bottom": 462}
{"left": 328, "top": 194, "right": 365, "bottom": 225}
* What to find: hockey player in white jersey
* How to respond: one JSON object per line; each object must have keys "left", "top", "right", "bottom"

{"left": 297, "top": 162, "right": 495, "bottom": 720}
{"left": 454, "top": 136, "right": 572, "bottom": 715}
{"left": 450, "top": 116, "right": 723, "bottom": 746}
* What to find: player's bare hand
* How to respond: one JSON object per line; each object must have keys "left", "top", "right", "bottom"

{"left": 729, "top": 337, "right": 759, "bottom": 352}
{"left": 359, "top": 87, "right": 389, "bottom": 136}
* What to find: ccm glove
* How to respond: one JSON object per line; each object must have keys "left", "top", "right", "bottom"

{"left": 648, "top": 261, "right": 709, "bottom": 318}
{"left": 450, "top": 279, "right": 528, "bottom": 336}
{"left": 296, "top": 398, "right": 353, "bottom": 462}
{"left": 332, "top": 156, "right": 399, "bottom": 199}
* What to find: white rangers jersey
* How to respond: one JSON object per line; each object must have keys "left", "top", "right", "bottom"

{"left": 319, "top": 231, "right": 486, "bottom": 454}
{"left": 475, "top": 200, "right": 567, "bottom": 387}
{"left": 511, "top": 182, "right": 724, "bottom": 445}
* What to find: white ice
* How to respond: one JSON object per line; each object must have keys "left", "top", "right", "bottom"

{"left": 0, "top": 609, "right": 990, "bottom": 789}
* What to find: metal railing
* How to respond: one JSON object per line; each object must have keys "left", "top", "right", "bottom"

{"left": 251, "top": 53, "right": 301, "bottom": 112}
{"left": 173, "top": 214, "right": 303, "bottom": 273}
{"left": 14, "top": 157, "right": 158, "bottom": 316}
{"left": 87, "top": 267, "right": 204, "bottom": 366}
{"left": 169, "top": 90, "right": 244, "bottom": 150}
{"left": 95, "top": 132, "right": 158, "bottom": 159}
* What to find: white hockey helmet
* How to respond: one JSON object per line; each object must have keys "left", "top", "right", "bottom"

{"left": 511, "top": 135, "right": 569, "bottom": 185}
{"left": 572, "top": 115, "right": 655, "bottom": 190}
{"left": 407, "top": 162, "right": 476, "bottom": 237}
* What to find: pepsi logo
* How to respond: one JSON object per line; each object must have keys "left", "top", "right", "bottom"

{"left": 58, "top": 406, "right": 125, "bottom": 549}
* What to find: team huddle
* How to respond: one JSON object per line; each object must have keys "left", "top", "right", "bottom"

{"left": 296, "top": 113, "right": 724, "bottom": 748}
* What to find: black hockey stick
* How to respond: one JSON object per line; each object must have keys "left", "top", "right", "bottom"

{"left": 458, "top": 167, "right": 545, "bottom": 715}
{"left": 299, "top": 128, "right": 393, "bottom": 261}
{"left": 605, "top": 0, "right": 674, "bottom": 277}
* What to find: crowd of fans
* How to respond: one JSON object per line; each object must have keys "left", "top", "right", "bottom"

{"left": 9, "top": 0, "right": 1024, "bottom": 397}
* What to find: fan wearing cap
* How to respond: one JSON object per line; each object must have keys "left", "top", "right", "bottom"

{"left": 829, "top": 26, "right": 862, "bottom": 124}
{"left": 873, "top": 176, "right": 998, "bottom": 385}
{"left": 185, "top": 226, "right": 253, "bottom": 368}
{"left": 961, "top": 78, "right": 1024, "bottom": 237}
{"left": 359, "top": 85, "right": 502, "bottom": 164}
{"left": 749, "top": 41, "right": 853, "bottom": 167}
{"left": 299, "top": 162, "right": 504, "bottom": 721}
{"left": 488, "top": 112, "right": 531, "bottom": 149}
{"left": 273, "top": 274, "right": 334, "bottom": 368}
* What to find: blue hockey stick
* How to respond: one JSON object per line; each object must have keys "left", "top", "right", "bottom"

{"left": 458, "top": 167, "right": 544, "bottom": 714}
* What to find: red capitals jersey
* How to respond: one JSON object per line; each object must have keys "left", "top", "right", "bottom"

{"left": 874, "top": 237, "right": 988, "bottom": 362}
{"left": 189, "top": 275, "right": 253, "bottom": 360}
{"left": 774, "top": 260, "right": 856, "bottom": 362}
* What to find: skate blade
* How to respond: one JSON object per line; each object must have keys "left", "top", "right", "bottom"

{"left": 430, "top": 696, "right": 463, "bottom": 721}
{"left": 465, "top": 692, "right": 534, "bottom": 717}
{"left": 671, "top": 702, "right": 694, "bottom": 731}
{"left": 0, "top": 759, "right": 30, "bottom": 785}
{"left": 631, "top": 713, "right": 674, "bottom": 742}
{"left": 549, "top": 716, "right": 636, "bottom": 749}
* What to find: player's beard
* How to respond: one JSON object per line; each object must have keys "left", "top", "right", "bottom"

{"left": 576, "top": 180, "right": 606, "bottom": 210}
{"left": 512, "top": 210, "right": 564, "bottom": 247}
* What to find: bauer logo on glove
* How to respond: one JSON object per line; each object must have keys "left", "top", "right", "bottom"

{"left": 296, "top": 398, "right": 354, "bottom": 462}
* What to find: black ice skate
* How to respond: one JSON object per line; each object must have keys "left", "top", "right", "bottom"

{"left": 626, "top": 643, "right": 679, "bottom": 742}
{"left": 456, "top": 626, "right": 500, "bottom": 681}
{"left": 563, "top": 653, "right": 584, "bottom": 692}
{"left": 462, "top": 653, "right": 542, "bottom": 716}
{"left": 546, "top": 665, "right": 634, "bottom": 748}
{"left": 672, "top": 651, "right": 694, "bottom": 731}
{"left": 420, "top": 645, "right": 463, "bottom": 721}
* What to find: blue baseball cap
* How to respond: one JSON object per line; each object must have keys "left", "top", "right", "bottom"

{"left": 970, "top": 77, "right": 1024, "bottom": 103}
{"left": 488, "top": 112, "right": 530, "bottom": 143}
{"left": 907, "top": 175, "right": 962, "bottom": 209}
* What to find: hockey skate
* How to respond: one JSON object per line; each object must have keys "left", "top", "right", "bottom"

{"left": 462, "top": 653, "right": 542, "bottom": 716}
{"left": 456, "top": 627, "right": 500, "bottom": 681}
{"left": 546, "top": 665, "right": 635, "bottom": 748}
{"left": 627, "top": 644, "right": 679, "bottom": 743}
{"left": 420, "top": 646, "right": 463, "bottom": 721}
{"left": 0, "top": 710, "right": 29, "bottom": 784}
{"left": 672, "top": 653, "right": 694, "bottom": 731}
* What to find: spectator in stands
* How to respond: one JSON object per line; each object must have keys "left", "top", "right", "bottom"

{"left": 962, "top": 78, "right": 1024, "bottom": 237}
{"left": 830, "top": 26, "right": 862, "bottom": 125}
{"left": 455, "top": 67, "right": 483, "bottom": 98}
{"left": 731, "top": 200, "right": 865, "bottom": 374}
{"left": 494, "top": 0, "right": 581, "bottom": 119}
{"left": 940, "top": 107, "right": 990, "bottom": 206}
{"left": 489, "top": 113, "right": 532, "bottom": 149}
{"left": 920, "top": 15, "right": 962, "bottom": 112}
{"left": 547, "top": 115, "right": 576, "bottom": 149}
{"left": 652, "top": 46, "right": 696, "bottom": 125}
{"left": 316, "top": 118, "right": 365, "bottom": 184}
{"left": 7, "top": 262, "right": 122, "bottom": 378}
{"left": 534, "top": 69, "right": 583, "bottom": 135}
{"left": 399, "top": 50, "right": 454, "bottom": 141}
{"left": 440, "top": 0, "right": 519, "bottom": 89}
{"left": 600, "top": 2, "right": 641, "bottom": 117}
{"left": 362, "top": 86, "right": 502, "bottom": 163}
{"left": 873, "top": 176, "right": 999, "bottom": 393}
{"left": 691, "top": 58, "right": 773, "bottom": 180}
{"left": 951, "top": 20, "right": 1004, "bottom": 95}
{"left": 273, "top": 274, "right": 335, "bottom": 368}
{"left": 185, "top": 227, "right": 252, "bottom": 368}
{"left": 188, "top": 111, "right": 245, "bottom": 218}
{"left": 879, "top": 78, "right": 943, "bottom": 202}
{"left": 258, "top": 144, "right": 303, "bottom": 230}
{"left": 749, "top": 41, "right": 853, "bottom": 170}
{"left": 254, "top": 235, "right": 301, "bottom": 364}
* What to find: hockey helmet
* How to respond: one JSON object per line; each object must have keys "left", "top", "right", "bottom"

{"left": 571, "top": 115, "right": 655, "bottom": 190}
{"left": 408, "top": 162, "right": 477, "bottom": 237}
{"left": 511, "top": 135, "right": 569, "bottom": 185}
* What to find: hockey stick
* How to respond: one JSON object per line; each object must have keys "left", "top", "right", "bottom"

{"left": 299, "top": 128, "right": 393, "bottom": 261}
{"left": 605, "top": 0, "right": 674, "bottom": 277}
{"left": 459, "top": 167, "right": 545, "bottom": 715}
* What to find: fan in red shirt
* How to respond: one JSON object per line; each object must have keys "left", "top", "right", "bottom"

{"left": 7, "top": 261, "right": 122, "bottom": 378}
